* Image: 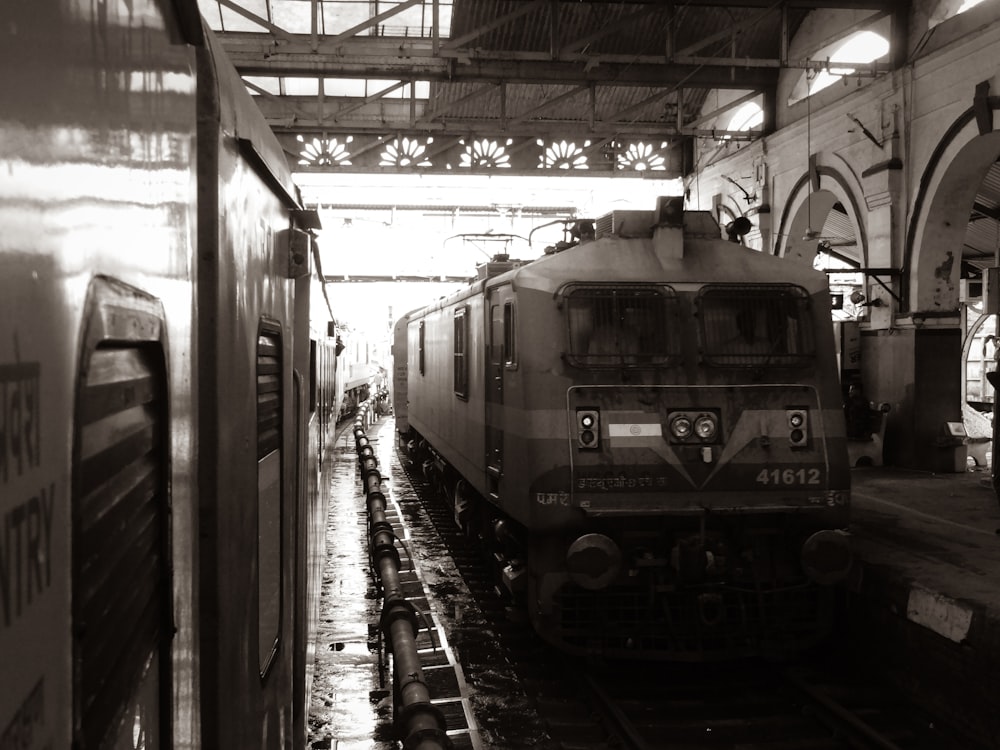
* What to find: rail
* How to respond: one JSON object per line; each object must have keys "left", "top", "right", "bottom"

{"left": 353, "top": 401, "right": 454, "bottom": 750}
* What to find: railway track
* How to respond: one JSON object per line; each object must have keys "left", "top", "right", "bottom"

{"left": 575, "top": 656, "right": 978, "bottom": 750}
{"left": 394, "top": 443, "right": 982, "bottom": 750}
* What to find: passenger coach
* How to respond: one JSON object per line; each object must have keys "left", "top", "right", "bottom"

{"left": 1, "top": 2, "right": 340, "bottom": 747}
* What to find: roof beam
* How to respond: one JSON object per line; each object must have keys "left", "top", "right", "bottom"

{"left": 540, "top": 0, "right": 902, "bottom": 7}
{"left": 329, "top": 0, "right": 424, "bottom": 44}
{"left": 675, "top": 3, "right": 781, "bottom": 58}
{"left": 557, "top": 3, "right": 661, "bottom": 55}
{"left": 441, "top": 0, "right": 545, "bottom": 50}
{"left": 508, "top": 84, "right": 591, "bottom": 126}
{"left": 218, "top": 31, "right": 891, "bottom": 85}
{"left": 206, "top": 0, "right": 906, "bottom": 172}
{"left": 217, "top": 0, "right": 294, "bottom": 42}
{"left": 252, "top": 92, "right": 756, "bottom": 138}
{"left": 220, "top": 35, "right": 782, "bottom": 88}
{"left": 417, "top": 83, "right": 497, "bottom": 124}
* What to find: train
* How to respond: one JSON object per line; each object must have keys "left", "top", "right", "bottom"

{"left": 394, "top": 198, "right": 854, "bottom": 661}
{"left": 335, "top": 326, "right": 391, "bottom": 421}
{"left": 0, "top": 2, "right": 350, "bottom": 748}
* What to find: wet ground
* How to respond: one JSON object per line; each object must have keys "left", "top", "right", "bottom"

{"left": 306, "top": 426, "right": 393, "bottom": 749}
{"left": 306, "top": 416, "right": 550, "bottom": 749}
{"left": 390, "top": 445, "right": 554, "bottom": 748}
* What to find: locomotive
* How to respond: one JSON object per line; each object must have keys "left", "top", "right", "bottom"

{"left": 1, "top": 2, "right": 344, "bottom": 748}
{"left": 394, "top": 198, "right": 853, "bottom": 660}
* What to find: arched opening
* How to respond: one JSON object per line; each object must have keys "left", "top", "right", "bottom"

{"left": 965, "top": 304, "right": 996, "bottom": 404}
{"left": 929, "top": 0, "right": 991, "bottom": 28}
{"left": 908, "top": 133, "right": 1000, "bottom": 313}
{"left": 776, "top": 177, "right": 869, "bottom": 415}
{"left": 788, "top": 29, "right": 890, "bottom": 104}
{"left": 727, "top": 102, "right": 763, "bottom": 133}
{"left": 903, "top": 115, "right": 1000, "bottom": 471}
{"left": 776, "top": 169, "right": 867, "bottom": 272}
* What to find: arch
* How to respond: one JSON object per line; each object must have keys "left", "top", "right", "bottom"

{"left": 906, "top": 107, "right": 1000, "bottom": 313}
{"left": 787, "top": 26, "right": 891, "bottom": 105}
{"left": 929, "top": 0, "right": 990, "bottom": 28}
{"left": 775, "top": 164, "right": 868, "bottom": 269}
{"left": 716, "top": 200, "right": 742, "bottom": 231}
{"left": 962, "top": 306, "right": 996, "bottom": 404}
{"left": 727, "top": 101, "right": 764, "bottom": 133}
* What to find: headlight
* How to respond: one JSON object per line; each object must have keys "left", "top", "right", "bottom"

{"left": 694, "top": 414, "right": 717, "bottom": 440}
{"left": 670, "top": 415, "right": 692, "bottom": 439}
{"left": 577, "top": 408, "right": 600, "bottom": 449}
{"left": 786, "top": 409, "right": 808, "bottom": 447}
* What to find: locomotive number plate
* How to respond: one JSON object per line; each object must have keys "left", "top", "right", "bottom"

{"left": 755, "top": 467, "right": 822, "bottom": 486}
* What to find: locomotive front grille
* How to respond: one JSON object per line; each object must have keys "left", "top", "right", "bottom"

{"left": 698, "top": 284, "right": 816, "bottom": 368}
{"left": 551, "top": 582, "right": 832, "bottom": 660}
{"left": 562, "top": 283, "right": 682, "bottom": 368}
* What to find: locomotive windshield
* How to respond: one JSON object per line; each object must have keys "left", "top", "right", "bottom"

{"left": 563, "top": 284, "right": 680, "bottom": 367}
{"left": 699, "top": 284, "right": 815, "bottom": 367}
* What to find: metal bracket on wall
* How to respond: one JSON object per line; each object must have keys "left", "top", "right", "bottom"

{"left": 860, "top": 268, "right": 902, "bottom": 307}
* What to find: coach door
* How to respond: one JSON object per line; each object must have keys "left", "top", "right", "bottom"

{"left": 485, "top": 287, "right": 509, "bottom": 502}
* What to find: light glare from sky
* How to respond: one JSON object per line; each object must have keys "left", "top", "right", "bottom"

{"left": 300, "top": 172, "right": 683, "bottom": 338}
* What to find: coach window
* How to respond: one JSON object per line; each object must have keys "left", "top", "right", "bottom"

{"left": 454, "top": 306, "right": 469, "bottom": 398}
{"left": 257, "top": 322, "right": 283, "bottom": 677}
{"left": 418, "top": 320, "right": 426, "bottom": 375}
{"left": 504, "top": 301, "right": 517, "bottom": 367}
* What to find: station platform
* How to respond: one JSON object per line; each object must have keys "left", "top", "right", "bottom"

{"left": 845, "top": 465, "right": 1000, "bottom": 747}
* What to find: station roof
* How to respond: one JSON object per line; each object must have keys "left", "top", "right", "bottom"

{"left": 196, "top": 0, "right": 1000, "bottom": 296}
{"left": 198, "top": 0, "right": 907, "bottom": 178}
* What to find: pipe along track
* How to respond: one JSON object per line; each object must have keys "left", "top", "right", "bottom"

{"left": 353, "top": 402, "right": 454, "bottom": 750}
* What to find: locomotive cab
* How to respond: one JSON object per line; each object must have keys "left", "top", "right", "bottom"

{"left": 399, "top": 198, "right": 852, "bottom": 660}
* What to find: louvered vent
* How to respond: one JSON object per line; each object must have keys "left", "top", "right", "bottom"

{"left": 257, "top": 331, "right": 282, "bottom": 458}
{"left": 74, "top": 345, "right": 167, "bottom": 750}
{"left": 256, "top": 325, "right": 283, "bottom": 675}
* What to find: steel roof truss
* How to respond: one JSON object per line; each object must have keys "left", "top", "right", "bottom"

{"left": 244, "top": 79, "right": 316, "bottom": 124}
{"left": 441, "top": 0, "right": 546, "bottom": 51}
{"left": 418, "top": 83, "right": 498, "bottom": 125}
{"left": 685, "top": 90, "right": 764, "bottom": 130}
{"left": 674, "top": 3, "right": 781, "bottom": 59}
{"left": 329, "top": 0, "right": 425, "bottom": 45}
{"left": 509, "top": 84, "right": 591, "bottom": 126}
{"left": 557, "top": 3, "right": 661, "bottom": 56}
{"left": 219, "top": 0, "right": 293, "bottom": 41}
{"left": 333, "top": 80, "right": 410, "bottom": 121}
{"left": 605, "top": 89, "right": 675, "bottom": 124}
{"left": 207, "top": 0, "right": 908, "bottom": 170}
